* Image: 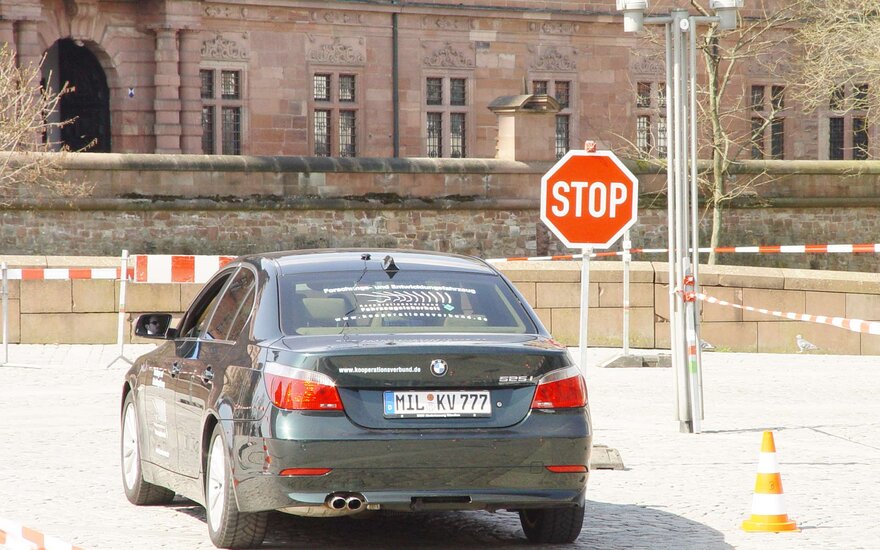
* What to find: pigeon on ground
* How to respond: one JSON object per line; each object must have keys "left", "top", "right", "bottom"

{"left": 796, "top": 334, "right": 819, "bottom": 353}
{"left": 700, "top": 339, "right": 715, "bottom": 351}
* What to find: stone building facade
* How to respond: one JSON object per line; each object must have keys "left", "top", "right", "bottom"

{"left": 1, "top": 0, "right": 871, "bottom": 161}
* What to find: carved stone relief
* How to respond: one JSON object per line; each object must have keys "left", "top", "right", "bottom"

{"left": 205, "top": 5, "right": 249, "bottom": 18}
{"left": 630, "top": 50, "right": 665, "bottom": 76}
{"left": 528, "top": 21, "right": 581, "bottom": 35}
{"left": 311, "top": 10, "right": 364, "bottom": 25}
{"left": 422, "top": 42, "right": 475, "bottom": 68}
{"left": 201, "top": 33, "right": 250, "bottom": 61}
{"left": 421, "top": 16, "right": 473, "bottom": 31}
{"left": 529, "top": 46, "right": 577, "bottom": 72}
{"left": 307, "top": 36, "right": 366, "bottom": 66}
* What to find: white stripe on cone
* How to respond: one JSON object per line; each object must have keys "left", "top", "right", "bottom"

{"left": 750, "top": 493, "right": 789, "bottom": 515}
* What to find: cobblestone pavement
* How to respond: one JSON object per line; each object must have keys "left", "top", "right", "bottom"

{"left": 1, "top": 344, "right": 878, "bottom": 549}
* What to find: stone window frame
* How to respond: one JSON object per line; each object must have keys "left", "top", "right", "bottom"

{"left": 749, "top": 82, "right": 787, "bottom": 160}
{"left": 200, "top": 60, "right": 248, "bottom": 155}
{"left": 422, "top": 70, "right": 474, "bottom": 158}
{"left": 632, "top": 80, "right": 665, "bottom": 157}
{"left": 308, "top": 67, "right": 364, "bottom": 157}
{"left": 528, "top": 72, "right": 578, "bottom": 159}
{"left": 820, "top": 83, "right": 870, "bottom": 160}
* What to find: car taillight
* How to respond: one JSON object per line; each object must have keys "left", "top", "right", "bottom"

{"left": 530, "top": 366, "right": 587, "bottom": 409}
{"left": 264, "top": 362, "right": 344, "bottom": 411}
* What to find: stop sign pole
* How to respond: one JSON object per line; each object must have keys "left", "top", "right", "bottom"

{"left": 540, "top": 145, "right": 639, "bottom": 376}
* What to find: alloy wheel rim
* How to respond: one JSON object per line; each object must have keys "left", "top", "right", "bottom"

{"left": 122, "top": 403, "right": 139, "bottom": 489}
{"left": 207, "top": 434, "right": 226, "bottom": 532}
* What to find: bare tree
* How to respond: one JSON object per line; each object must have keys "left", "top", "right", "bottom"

{"left": 622, "top": 2, "right": 807, "bottom": 263}
{"left": 689, "top": 1, "right": 812, "bottom": 263}
{"left": 787, "top": 0, "right": 880, "bottom": 130}
{"left": 0, "top": 44, "right": 88, "bottom": 204}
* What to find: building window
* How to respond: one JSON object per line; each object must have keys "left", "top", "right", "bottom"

{"left": 751, "top": 117, "right": 764, "bottom": 160}
{"left": 829, "top": 117, "right": 844, "bottom": 160}
{"left": 313, "top": 74, "right": 330, "bottom": 102}
{"left": 826, "top": 84, "right": 870, "bottom": 160}
{"left": 426, "top": 78, "right": 443, "bottom": 105}
{"left": 200, "top": 68, "right": 244, "bottom": 155}
{"left": 339, "top": 75, "right": 356, "bottom": 102}
{"left": 636, "top": 115, "right": 651, "bottom": 152}
{"left": 750, "top": 84, "right": 785, "bottom": 160}
{"left": 311, "top": 72, "right": 360, "bottom": 156}
{"left": 657, "top": 117, "right": 667, "bottom": 156}
{"left": 556, "top": 115, "right": 570, "bottom": 159}
{"left": 853, "top": 117, "right": 869, "bottom": 160}
{"left": 555, "top": 81, "right": 570, "bottom": 108}
{"left": 751, "top": 85, "right": 765, "bottom": 111}
{"left": 637, "top": 82, "right": 652, "bottom": 108}
{"left": 634, "top": 81, "right": 664, "bottom": 156}
{"left": 771, "top": 118, "right": 784, "bottom": 159}
{"left": 532, "top": 80, "right": 548, "bottom": 95}
{"left": 426, "top": 112, "right": 442, "bottom": 158}
{"left": 314, "top": 110, "right": 330, "bottom": 157}
{"left": 450, "top": 78, "right": 466, "bottom": 106}
{"left": 450, "top": 113, "right": 466, "bottom": 158}
{"left": 424, "top": 76, "right": 469, "bottom": 158}
{"left": 339, "top": 110, "right": 356, "bottom": 158}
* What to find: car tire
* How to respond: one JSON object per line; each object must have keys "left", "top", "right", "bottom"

{"left": 205, "top": 424, "right": 268, "bottom": 549}
{"left": 121, "top": 392, "right": 175, "bottom": 505}
{"left": 519, "top": 506, "right": 585, "bottom": 544}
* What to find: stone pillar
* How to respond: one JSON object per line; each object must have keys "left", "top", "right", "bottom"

{"left": 178, "top": 29, "right": 202, "bottom": 154}
{"left": 488, "top": 95, "right": 561, "bottom": 162}
{"left": 153, "top": 27, "right": 181, "bottom": 153}
{"left": 14, "top": 19, "right": 40, "bottom": 70}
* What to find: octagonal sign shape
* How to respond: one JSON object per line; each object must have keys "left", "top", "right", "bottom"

{"left": 540, "top": 150, "right": 639, "bottom": 249}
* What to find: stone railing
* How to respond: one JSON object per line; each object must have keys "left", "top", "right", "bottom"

{"left": 2, "top": 256, "right": 878, "bottom": 355}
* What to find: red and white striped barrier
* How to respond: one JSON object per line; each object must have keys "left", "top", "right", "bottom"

{"left": 132, "top": 254, "right": 236, "bottom": 283}
{"left": 486, "top": 242, "right": 880, "bottom": 263}
{"left": 695, "top": 292, "right": 880, "bottom": 336}
{"left": 0, "top": 518, "right": 85, "bottom": 550}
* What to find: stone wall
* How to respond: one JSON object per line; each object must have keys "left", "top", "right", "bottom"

{"left": 3, "top": 154, "right": 880, "bottom": 273}
{"left": 2, "top": 256, "right": 879, "bottom": 355}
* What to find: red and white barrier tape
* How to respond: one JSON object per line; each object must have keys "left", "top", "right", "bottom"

{"left": 486, "top": 242, "right": 880, "bottom": 263}
{"left": 133, "top": 255, "right": 235, "bottom": 283}
{"left": 4, "top": 268, "right": 132, "bottom": 281}
{"left": 695, "top": 292, "right": 880, "bottom": 336}
{"left": 0, "top": 518, "right": 85, "bottom": 550}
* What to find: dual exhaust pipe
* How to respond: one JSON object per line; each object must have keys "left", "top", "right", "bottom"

{"left": 325, "top": 492, "right": 365, "bottom": 512}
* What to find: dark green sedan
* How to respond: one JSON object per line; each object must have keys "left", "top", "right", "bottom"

{"left": 120, "top": 249, "right": 592, "bottom": 548}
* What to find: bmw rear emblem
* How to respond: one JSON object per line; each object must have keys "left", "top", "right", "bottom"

{"left": 430, "top": 359, "right": 448, "bottom": 377}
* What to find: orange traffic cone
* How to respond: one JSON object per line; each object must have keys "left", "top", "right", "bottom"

{"left": 742, "top": 431, "right": 798, "bottom": 532}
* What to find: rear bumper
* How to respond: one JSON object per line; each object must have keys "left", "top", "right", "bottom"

{"left": 234, "top": 469, "right": 588, "bottom": 513}
{"left": 230, "top": 408, "right": 592, "bottom": 513}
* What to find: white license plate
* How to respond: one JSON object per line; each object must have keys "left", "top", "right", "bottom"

{"left": 383, "top": 390, "right": 491, "bottom": 418}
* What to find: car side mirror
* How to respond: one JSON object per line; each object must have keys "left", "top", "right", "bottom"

{"left": 134, "top": 313, "right": 174, "bottom": 339}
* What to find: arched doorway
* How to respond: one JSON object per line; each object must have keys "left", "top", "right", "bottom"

{"left": 50, "top": 38, "right": 111, "bottom": 152}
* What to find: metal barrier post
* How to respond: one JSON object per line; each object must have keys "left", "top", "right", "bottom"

{"left": 105, "top": 250, "right": 134, "bottom": 368}
{"left": 2, "top": 262, "right": 7, "bottom": 365}
{"left": 622, "top": 232, "right": 632, "bottom": 357}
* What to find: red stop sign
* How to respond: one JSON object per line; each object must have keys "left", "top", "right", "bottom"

{"left": 540, "top": 150, "right": 639, "bottom": 249}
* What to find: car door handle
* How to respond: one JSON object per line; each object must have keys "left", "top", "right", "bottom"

{"left": 171, "top": 362, "right": 182, "bottom": 377}
{"left": 202, "top": 366, "right": 214, "bottom": 384}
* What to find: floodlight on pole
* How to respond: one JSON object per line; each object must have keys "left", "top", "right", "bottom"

{"left": 616, "top": 0, "right": 648, "bottom": 33}
{"left": 710, "top": 0, "right": 744, "bottom": 30}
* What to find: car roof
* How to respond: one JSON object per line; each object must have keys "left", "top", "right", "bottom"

{"left": 237, "top": 249, "right": 498, "bottom": 276}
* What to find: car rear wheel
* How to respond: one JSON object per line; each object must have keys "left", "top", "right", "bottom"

{"left": 519, "top": 507, "right": 585, "bottom": 544}
{"left": 121, "top": 393, "right": 175, "bottom": 505}
{"left": 205, "top": 424, "right": 268, "bottom": 549}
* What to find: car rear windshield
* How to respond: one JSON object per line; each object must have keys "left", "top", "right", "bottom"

{"left": 280, "top": 269, "right": 536, "bottom": 336}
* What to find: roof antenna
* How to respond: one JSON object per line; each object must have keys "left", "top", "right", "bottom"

{"left": 382, "top": 255, "right": 399, "bottom": 279}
